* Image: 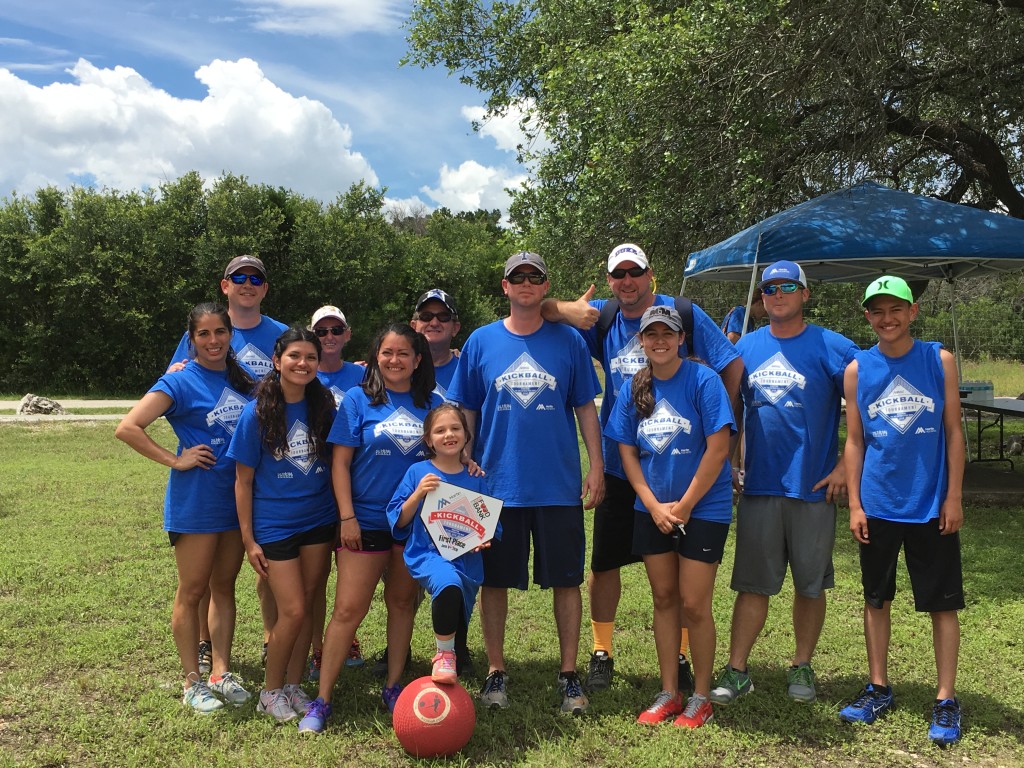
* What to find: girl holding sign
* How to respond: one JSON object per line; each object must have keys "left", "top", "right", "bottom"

{"left": 387, "top": 404, "right": 497, "bottom": 685}
{"left": 298, "top": 324, "right": 436, "bottom": 733}
{"left": 605, "top": 305, "right": 735, "bottom": 729}
{"left": 227, "top": 327, "right": 338, "bottom": 723}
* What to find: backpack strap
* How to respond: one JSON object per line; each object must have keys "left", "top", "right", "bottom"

{"left": 597, "top": 296, "right": 694, "bottom": 358}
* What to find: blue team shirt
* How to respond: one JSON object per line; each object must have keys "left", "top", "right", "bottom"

{"left": 327, "top": 387, "right": 435, "bottom": 530}
{"left": 387, "top": 461, "right": 496, "bottom": 621}
{"left": 433, "top": 355, "right": 459, "bottom": 402}
{"left": 226, "top": 399, "right": 337, "bottom": 544}
{"left": 854, "top": 340, "right": 948, "bottom": 523}
{"left": 722, "top": 305, "right": 760, "bottom": 336}
{"left": 578, "top": 294, "right": 739, "bottom": 479}
{"left": 317, "top": 363, "right": 366, "bottom": 408}
{"left": 605, "top": 361, "right": 736, "bottom": 523}
{"left": 737, "top": 323, "right": 858, "bottom": 501}
{"left": 149, "top": 363, "right": 253, "bottom": 533}
{"left": 169, "top": 315, "right": 288, "bottom": 379}
{"left": 448, "top": 320, "right": 601, "bottom": 507}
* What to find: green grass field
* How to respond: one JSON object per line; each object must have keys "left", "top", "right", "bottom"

{"left": 1, "top": 422, "right": 1023, "bottom": 767}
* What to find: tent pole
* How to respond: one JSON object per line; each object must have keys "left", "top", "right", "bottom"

{"left": 740, "top": 233, "right": 763, "bottom": 339}
{"left": 950, "top": 279, "right": 970, "bottom": 457}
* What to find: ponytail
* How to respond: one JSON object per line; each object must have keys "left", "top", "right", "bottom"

{"left": 631, "top": 361, "right": 656, "bottom": 419}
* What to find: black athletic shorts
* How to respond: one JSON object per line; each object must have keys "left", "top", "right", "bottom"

{"left": 261, "top": 522, "right": 337, "bottom": 561}
{"left": 590, "top": 474, "right": 643, "bottom": 572}
{"left": 632, "top": 511, "right": 730, "bottom": 564}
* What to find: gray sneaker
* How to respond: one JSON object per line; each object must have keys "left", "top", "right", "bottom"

{"left": 584, "top": 651, "right": 614, "bottom": 692}
{"left": 480, "top": 670, "right": 509, "bottom": 709}
{"left": 709, "top": 664, "right": 754, "bottom": 705}
{"left": 558, "top": 671, "right": 589, "bottom": 715}
{"left": 787, "top": 663, "right": 817, "bottom": 703}
{"left": 208, "top": 671, "right": 252, "bottom": 707}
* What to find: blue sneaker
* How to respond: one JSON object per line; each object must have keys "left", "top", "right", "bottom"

{"left": 382, "top": 683, "right": 403, "bottom": 713}
{"left": 297, "top": 696, "right": 332, "bottom": 734}
{"left": 928, "top": 698, "right": 962, "bottom": 745}
{"left": 838, "top": 683, "right": 894, "bottom": 724}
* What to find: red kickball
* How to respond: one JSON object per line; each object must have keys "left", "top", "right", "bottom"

{"left": 392, "top": 676, "right": 476, "bottom": 758}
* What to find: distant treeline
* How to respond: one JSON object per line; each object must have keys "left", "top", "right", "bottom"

{"left": 0, "top": 172, "right": 513, "bottom": 394}
{"left": 3, "top": 172, "right": 1021, "bottom": 395}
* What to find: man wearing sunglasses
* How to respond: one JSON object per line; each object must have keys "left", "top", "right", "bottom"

{"left": 448, "top": 251, "right": 605, "bottom": 715}
{"left": 167, "top": 255, "right": 288, "bottom": 379}
{"left": 710, "top": 259, "right": 858, "bottom": 708}
{"left": 540, "top": 242, "right": 742, "bottom": 695}
{"left": 411, "top": 289, "right": 462, "bottom": 400}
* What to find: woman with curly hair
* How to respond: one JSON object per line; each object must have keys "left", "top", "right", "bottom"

{"left": 227, "top": 327, "right": 338, "bottom": 723}
{"left": 298, "top": 323, "right": 437, "bottom": 732}
{"left": 116, "top": 303, "right": 256, "bottom": 713}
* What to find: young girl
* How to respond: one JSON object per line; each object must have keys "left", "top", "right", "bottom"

{"left": 605, "top": 305, "right": 735, "bottom": 728}
{"left": 298, "top": 324, "right": 436, "bottom": 733}
{"left": 226, "top": 327, "right": 338, "bottom": 723}
{"left": 116, "top": 303, "right": 255, "bottom": 713}
{"left": 386, "top": 404, "right": 495, "bottom": 685}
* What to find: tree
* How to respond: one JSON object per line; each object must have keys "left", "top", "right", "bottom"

{"left": 406, "top": 1, "right": 1024, "bottom": 283}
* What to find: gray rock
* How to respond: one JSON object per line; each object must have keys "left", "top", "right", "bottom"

{"left": 18, "top": 394, "right": 67, "bottom": 415}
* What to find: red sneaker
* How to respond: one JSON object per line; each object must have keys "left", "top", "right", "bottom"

{"left": 673, "top": 694, "right": 714, "bottom": 728}
{"left": 637, "top": 690, "right": 684, "bottom": 725}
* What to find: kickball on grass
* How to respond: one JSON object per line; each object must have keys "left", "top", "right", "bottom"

{"left": 392, "top": 676, "right": 476, "bottom": 758}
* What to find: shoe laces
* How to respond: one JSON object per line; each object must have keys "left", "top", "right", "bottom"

{"left": 647, "top": 690, "right": 677, "bottom": 712}
{"left": 723, "top": 666, "right": 746, "bottom": 687}
{"left": 561, "top": 673, "right": 584, "bottom": 698}
{"left": 484, "top": 670, "right": 505, "bottom": 692}
{"left": 306, "top": 697, "right": 329, "bottom": 719}
{"left": 933, "top": 699, "right": 958, "bottom": 727}
{"left": 681, "top": 694, "right": 708, "bottom": 719}
{"left": 790, "top": 664, "right": 814, "bottom": 686}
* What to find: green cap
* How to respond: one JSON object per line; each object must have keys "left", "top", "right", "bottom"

{"left": 862, "top": 275, "right": 914, "bottom": 307}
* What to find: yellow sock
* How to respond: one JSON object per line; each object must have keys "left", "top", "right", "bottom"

{"left": 592, "top": 621, "right": 614, "bottom": 656}
{"left": 679, "top": 628, "right": 690, "bottom": 658}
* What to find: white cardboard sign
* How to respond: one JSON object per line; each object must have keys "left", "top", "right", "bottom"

{"left": 420, "top": 481, "right": 503, "bottom": 561}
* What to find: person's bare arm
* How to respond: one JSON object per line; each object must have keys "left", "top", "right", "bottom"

{"left": 540, "top": 285, "right": 599, "bottom": 330}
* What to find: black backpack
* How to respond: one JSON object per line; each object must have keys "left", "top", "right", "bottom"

{"left": 597, "top": 297, "right": 695, "bottom": 357}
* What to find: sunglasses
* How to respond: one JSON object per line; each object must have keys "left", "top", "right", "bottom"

{"left": 507, "top": 271, "right": 547, "bottom": 285}
{"left": 609, "top": 266, "right": 648, "bottom": 279}
{"left": 227, "top": 273, "right": 265, "bottom": 286}
{"left": 417, "top": 311, "right": 454, "bottom": 323}
{"left": 762, "top": 282, "right": 801, "bottom": 296}
{"left": 314, "top": 325, "right": 347, "bottom": 337}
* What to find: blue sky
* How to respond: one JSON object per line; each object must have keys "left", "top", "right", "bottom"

{"left": 0, "top": 0, "right": 533, "bottom": 217}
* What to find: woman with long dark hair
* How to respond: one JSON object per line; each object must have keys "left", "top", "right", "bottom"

{"left": 116, "top": 303, "right": 256, "bottom": 713}
{"left": 298, "top": 323, "right": 436, "bottom": 732}
{"left": 227, "top": 327, "right": 338, "bottom": 722}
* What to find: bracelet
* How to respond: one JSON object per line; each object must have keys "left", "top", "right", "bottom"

{"left": 339, "top": 515, "right": 356, "bottom": 522}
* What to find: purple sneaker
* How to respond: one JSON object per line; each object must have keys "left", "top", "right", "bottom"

{"left": 297, "top": 696, "right": 332, "bottom": 734}
{"left": 382, "top": 683, "right": 403, "bottom": 713}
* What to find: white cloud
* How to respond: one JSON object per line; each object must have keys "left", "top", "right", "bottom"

{"left": 462, "top": 100, "right": 550, "bottom": 158}
{"left": 246, "top": 0, "right": 407, "bottom": 35}
{"left": 420, "top": 160, "right": 527, "bottom": 214}
{"left": 0, "top": 57, "right": 377, "bottom": 200}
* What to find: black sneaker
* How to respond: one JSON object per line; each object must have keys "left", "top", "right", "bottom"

{"left": 198, "top": 640, "right": 212, "bottom": 677}
{"left": 678, "top": 654, "right": 694, "bottom": 696}
{"left": 455, "top": 644, "right": 475, "bottom": 678}
{"left": 584, "top": 651, "right": 614, "bottom": 691}
{"left": 370, "top": 645, "right": 411, "bottom": 678}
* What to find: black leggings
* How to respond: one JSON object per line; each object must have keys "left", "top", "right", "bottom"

{"left": 432, "top": 585, "right": 465, "bottom": 637}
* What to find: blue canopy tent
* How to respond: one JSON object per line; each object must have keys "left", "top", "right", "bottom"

{"left": 682, "top": 181, "right": 1024, "bottom": 367}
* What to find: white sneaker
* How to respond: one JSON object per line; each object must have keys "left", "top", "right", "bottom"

{"left": 208, "top": 672, "right": 252, "bottom": 707}
{"left": 257, "top": 688, "right": 298, "bottom": 723}
{"left": 183, "top": 679, "right": 224, "bottom": 714}
{"left": 283, "top": 683, "right": 313, "bottom": 715}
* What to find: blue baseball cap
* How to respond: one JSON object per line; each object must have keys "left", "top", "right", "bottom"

{"left": 758, "top": 260, "right": 807, "bottom": 289}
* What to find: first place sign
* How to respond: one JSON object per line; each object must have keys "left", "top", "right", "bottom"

{"left": 421, "top": 481, "right": 503, "bottom": 561}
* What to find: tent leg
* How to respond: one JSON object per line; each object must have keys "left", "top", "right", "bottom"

{"left": 950, "top": 282, "right": 971, "bottom": 458}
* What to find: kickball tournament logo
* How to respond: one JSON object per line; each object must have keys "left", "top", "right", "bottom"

{"left": 421, "top": 482, "right": 503, "bottom": 561}
{"left": 494, "top": 353, "right": 558, "bottom": 408}
{"left": 282, "top": 420, "right": 316, "bottom": 475}
{"left": 374, "top": 407, "right": 426, "bottom": 455}
{"left": 206, "top": 388, "right": 248, "bottom": 434}
{"left": 867, "top": 376, "right": 935, "bottom": 434}
{"left": 609, "top": 336, "right": 648, "bottom": 384}
{"left": 235, "top": 343, "right": 274, "bottom": 378}
{"left": 748, "top": 352, "right": 807, "bottom": 404}
{"left": 639, "top": 399, "right": 692, "bottom": 453}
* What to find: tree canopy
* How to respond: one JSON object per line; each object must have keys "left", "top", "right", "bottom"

{"left": 406, "top": 0, "right": 1024, "bottom": 280}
